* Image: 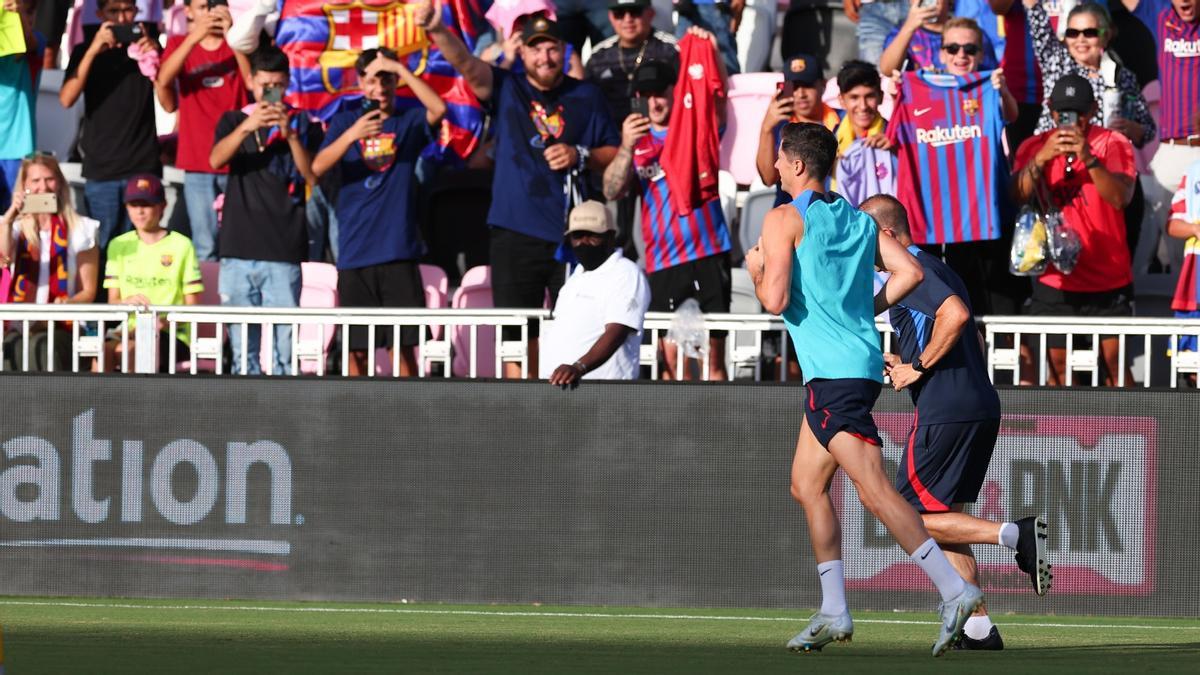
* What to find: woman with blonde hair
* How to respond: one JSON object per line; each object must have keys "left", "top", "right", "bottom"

{"left": 0, "top": 154, "right": 100, "bottom": 369}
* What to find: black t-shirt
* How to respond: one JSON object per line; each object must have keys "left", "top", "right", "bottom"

{"left": 65, "top": 44, "right": 161, "bottom": 181}
{"left": 584, "top": 33, "right": 680, "bottom": 123}
{"left": 214, "top": 111, "right": 323, "bottom": 263}
{"left": 888, "top": 249, "right": 1002, "bottom": 426}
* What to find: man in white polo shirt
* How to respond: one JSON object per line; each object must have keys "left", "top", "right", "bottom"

{"left": 544, "top": 200, "right": 651, "bottom": 386}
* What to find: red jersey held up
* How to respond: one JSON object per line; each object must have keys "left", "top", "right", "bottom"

{"left": 1013, "top": 126, "right": 1136, "bottom": 294}
{"left": 661, "top": 33, "right": 723, "bottom": 216}
{"left": 163, "top": 35, "right": 248, "bottom": 174}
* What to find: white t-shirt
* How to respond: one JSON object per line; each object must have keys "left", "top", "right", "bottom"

{"left": 540, "top": 251, "right": 651, "bottom": 381}
{"left": 9, "top": 217, "right": 100, "bottom": 302}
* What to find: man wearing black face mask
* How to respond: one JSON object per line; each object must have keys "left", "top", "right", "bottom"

{"left": 543, "top": 201, "right": 651, "bottom": 387}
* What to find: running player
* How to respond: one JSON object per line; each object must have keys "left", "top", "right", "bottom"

{"left": 745, "top": 122, "right": 983, "bottom": 658}
{"left": 861, "top": 194, "right": 1053, "bottom": 650}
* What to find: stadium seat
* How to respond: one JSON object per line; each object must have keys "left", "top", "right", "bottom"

{"left": 737, "top": 189, "right": 779, "bottom": 266}
{"left": 720, "top": 73, "right": 783, "bottom": 186}
{"left": 176, "top": 261, "right": 223, "bottom": 373}
{"left": 295, "top": 262, "right": 339, "bottom": 375}
{"left": 727, "top": 268, "right": 764, "bottom": 380}
{"left": 450, "top": 265, "right": 497, "bottom": 378}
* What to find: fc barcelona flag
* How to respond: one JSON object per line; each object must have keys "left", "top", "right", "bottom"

{"left": 275, "top": 0, "right": 489, "bottom": 161}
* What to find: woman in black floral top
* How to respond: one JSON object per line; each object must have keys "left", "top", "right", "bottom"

{"left": 1025, "top": 0, "right": 1155, "bottom": 147}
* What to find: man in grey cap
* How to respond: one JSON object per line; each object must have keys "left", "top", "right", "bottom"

{"left": 1012, "top": 73, "right": 1137, "bottom": 385}
{"left": 542, "top": 200, "right": 651, "bottom": 386}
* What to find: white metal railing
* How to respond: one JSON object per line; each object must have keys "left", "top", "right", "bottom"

{"left": 3, "top": 304, "right": 1200, "bottom": 386}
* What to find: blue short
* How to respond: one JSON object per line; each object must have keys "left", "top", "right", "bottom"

{"left": 895, "top": 417, "right": 1001, "bottom": 514}
{"left": 803, "top": 378, "right": 883, "bottom": 450}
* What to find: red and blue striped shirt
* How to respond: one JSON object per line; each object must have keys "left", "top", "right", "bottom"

{"left": 633, "top": 130, "right": 732, "bottom": 274}
{"left": 1132, "top": 0, "right": 1200, "bottom": 139}
{"left": 1000, "top": 4, "right": 1043, "bottom": 106}
{"left": 887, "top": 71, "right": 1008, "bottom": 245}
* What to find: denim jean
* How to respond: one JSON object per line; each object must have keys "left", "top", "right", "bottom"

{"left": 219, "top": 258, "right": 302, "bottom": 375}
{"left": 83, "top": 178, "right": 132, "bottom": 253}
{"left": 184, "top": 171, "right": 227, "bottom": 262}
{"left": 856, "top": 0, "right": 907, "bottom": 66}
{"left": 676, "top": 3, "right": 741, "bottom": 75}
{"left": 305, "top": 184, "right": 339, "bottom": 263}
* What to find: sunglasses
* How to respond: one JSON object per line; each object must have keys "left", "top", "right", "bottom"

{"left": 1064, "top": 27, "right": 1103, "bottom": 38}
{"left": 941, "top": 43, "right": 981, "bottom": 56}
{"left": 612, "top": 7, "right": 645, "bottom": 18}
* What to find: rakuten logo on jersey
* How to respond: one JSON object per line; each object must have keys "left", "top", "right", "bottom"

{"left": 835, "top": 414, "right": 1156, "bottom": 596}
{"left": 915, "top": 125, "right": 983, "bottom": 148}
{"left": 1164, "top": 38, "right": 1200, "bottom": 58}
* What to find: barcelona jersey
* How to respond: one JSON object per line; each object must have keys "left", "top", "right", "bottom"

{"left": 887, "top": 71, "right": 1008, "bottom": 245}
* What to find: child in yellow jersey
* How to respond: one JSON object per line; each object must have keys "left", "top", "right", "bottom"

{"left": 100, "top": 175, "right": 203, "bottom": 371}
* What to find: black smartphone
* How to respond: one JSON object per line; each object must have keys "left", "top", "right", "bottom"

{"left": 262, "top": 85, "right": 284, "bottom": 104}
{"left": 1057, "top": 110, "right": 1079, "bottom": 128}
{"left": 361, "top": 98, "right": 380, "bottom": 115}
{"left": 776, "top": 80, "right": 795, "bottom": 100}
{"left": 630, "top": 96, "right": 650, "bottom": 118}
{"left": 110, "top": 23, "right": 144, "bottom": 45}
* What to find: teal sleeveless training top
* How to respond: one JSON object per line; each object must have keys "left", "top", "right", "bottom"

{"left": 782, "top": 190, "right": 884, "bottom": 384}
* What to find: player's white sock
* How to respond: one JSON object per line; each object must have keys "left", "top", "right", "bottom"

{"left": 964, "top": 614, "right": 994, "bottom": 640}
{"left": 817, "top": 560, "right": 848, "bottom": 616}
{"left": 910, "top": 538, "right": 967, "bottom": 602}
{"left": 999, "top": 522, "right": 1019, "bottom": 549}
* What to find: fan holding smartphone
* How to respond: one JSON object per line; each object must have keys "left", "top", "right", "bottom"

{"left": 157, "top": 0, "right": 248, "bottom": 262}
{"left": 755, "top": 53, "right": 838, "bottom": 206}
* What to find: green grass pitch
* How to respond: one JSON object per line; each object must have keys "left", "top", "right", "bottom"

{"left": 2, "top": 597, "right": 1198, "bottom": 674}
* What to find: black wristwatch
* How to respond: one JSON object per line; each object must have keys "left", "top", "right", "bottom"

{"left": 912, "top": 357, "right": 928, "bottom": 374}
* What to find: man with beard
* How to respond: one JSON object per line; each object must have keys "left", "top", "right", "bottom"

{"left": 419, "top": 1, "right": 620, "bottom": 379}
{"left": 542, "top": 200, "right": 650, "bottom": 386}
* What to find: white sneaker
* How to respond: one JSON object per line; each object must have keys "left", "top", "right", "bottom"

{"left": 932, "top": 584, "right": 984, "bottom": 657}
{"left": 787, "top": 611, "right": 854, "bottom": 652}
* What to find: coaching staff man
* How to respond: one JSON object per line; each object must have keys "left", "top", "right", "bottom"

{"left": 862, "top": 194, "right": 1053, "bottom": 651}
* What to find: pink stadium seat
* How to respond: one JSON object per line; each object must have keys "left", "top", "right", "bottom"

{"left": 419, "top": 263, "right": 449, "bottom": 340}
{"left": 296, "top": 262, "right": 339, "bottom": 375}
{"left": 720, "top": 73, "right": 783, "bottom": 185}
{"left": 176, "top": 260, "right": 222, "bottom": 373}
{"left": 451, "top": 265, "right": 496, "bottom": 378}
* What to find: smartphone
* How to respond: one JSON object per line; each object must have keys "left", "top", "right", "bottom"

{"left": 361, "top": 98, "right": 381, "bottom": 115}
{"left": 21, "top": 193, "right": 58, "bottom": 215}
{"left": 630, "top": 96, "right": 650, "bottom": 118}
{"left": 110, "top": 23, "right": 144, "bottom": 45}
{"left": 262, "top": 85, "right": 284, "bottom": 104}
{"left": 206, "top": 0, "right": 228, "bottom": 7}
{"left": 1057, "top": 110, "right": 1079, "bottom": 127}
{"left": 776, "top": 80, "right": 795, "bottom": 100}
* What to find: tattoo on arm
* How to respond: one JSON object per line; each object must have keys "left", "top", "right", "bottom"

{"left": 602, "top": 147, "right": 634, "bottom": 200}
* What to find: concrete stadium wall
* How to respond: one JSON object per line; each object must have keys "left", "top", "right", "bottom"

{"left": 0, "top": 376, "right": 1193, "bottom": 617}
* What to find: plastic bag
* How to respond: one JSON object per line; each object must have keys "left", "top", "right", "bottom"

{"left": 1010, "top": 206, "right": 1049, "bottom": 276}
{"left": 1045, "top": 212, "right": 1082, "bottom": 274}
{"left": 666, "top": 298, "right": 707, "bottom": 359}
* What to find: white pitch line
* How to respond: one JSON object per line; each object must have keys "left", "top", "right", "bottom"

{"left": 1, "top": 600, "right": 1198, "bottom": 631}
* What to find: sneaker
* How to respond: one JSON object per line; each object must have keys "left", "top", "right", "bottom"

{"left": 1014, "top": 515, "right": 1052, "bottom": 596}
{"left": 932, "top": 584, "right": 984, "bottom": 657}
{"left": 953, "top": 625, "right": 1005, "bottom": 650}
{"left": 787, "top": 611, "right": 853, "bottom": 652}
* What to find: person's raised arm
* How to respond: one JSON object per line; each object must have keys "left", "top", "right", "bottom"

{"left": 416, "top": 0, "right": 494, "bottom": 101}
{"left": 391, "top": 57, "right": 447, "bottom": 126}
{"left": 60, "top": 23, "right": 118, "bottom": 107}
{"left": 874, "top": 229, "right": 923, "bottom": 313}
{"left": 1025, "top": 0, "right": 1071, "bottom": 75}
{"left": 756, "top": 97, "right": 790, "bottom": 186}
{"left": 311, "top": 111, "right": 383, "bottom": 177}
{"left": 210, "top": 105, "right": 276, "bottom": 170}
{"left": 879, "top": 0, "right": 937, "bottom": 76}
{"left": 602, "top": 113, "right": 649, "bottom": 200}
{"left": 749, "top": 206, "right": 801, "bottom": 314}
